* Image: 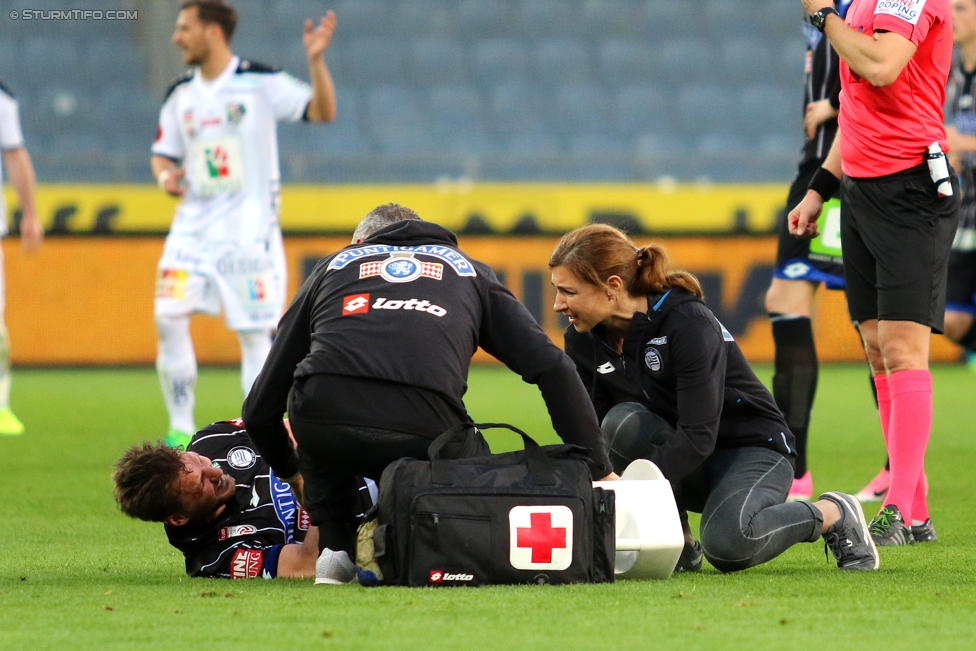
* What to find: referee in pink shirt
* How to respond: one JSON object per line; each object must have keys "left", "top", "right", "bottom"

{"left": 791, "top": 0, "right": 958, "bottom": 546}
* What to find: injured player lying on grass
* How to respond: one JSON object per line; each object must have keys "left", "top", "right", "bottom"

{"left": 112, "top": 419, "right": 374, "bottom": 580}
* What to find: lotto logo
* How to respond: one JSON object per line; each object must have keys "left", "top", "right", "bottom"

{"left": 219, "top": 524, "right": 257, "bottom": 541}
{"left": 372, "top": 297, "right": 447, "bottom": 317}
{"left": 230, "top": 549, "right": 263, "bottom": 579}
{"left": 342, "top": 293, "right": 370, "bottom": 315}
{"left": 429, "top": 570, "right": 474, "bottom": 583}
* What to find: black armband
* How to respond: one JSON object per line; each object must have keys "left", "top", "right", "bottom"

{"left": 808, "top": 167, "right": 840, "bottom": 201}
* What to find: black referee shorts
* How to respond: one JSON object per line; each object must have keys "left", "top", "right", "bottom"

{"left": 840, "top": 164, "right": 960, "bottom": 333}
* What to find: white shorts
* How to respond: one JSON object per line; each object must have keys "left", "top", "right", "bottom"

{"left": 154, "top": 232, "right": 286, "bottom": 331}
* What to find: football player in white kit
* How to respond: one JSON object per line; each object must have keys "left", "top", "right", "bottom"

{"left": 0, "top": 80, "right": 43, "bottom": 436}
{"left": 150, "top": 1, "right": 337, "bottom": 448}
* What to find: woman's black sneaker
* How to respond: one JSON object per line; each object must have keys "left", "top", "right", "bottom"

{"left": 819, "top": 491, "right": 880, "bottom": 571}
{"left": 674, "top": 539, "right": 703, "bottom": 572}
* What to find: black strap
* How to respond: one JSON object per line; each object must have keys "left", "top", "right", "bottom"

{"left": 428, "top": 422, "right": 556, "bottom": 486}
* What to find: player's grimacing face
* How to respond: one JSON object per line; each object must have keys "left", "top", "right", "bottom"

{"left": 952, "top": 0, "right": 976, "bottom": 44}
{"left": 172, "top": 8, "right": 211, "bottom": 66}
{"left": 551, "top": 265, "right": 615, "bottom": 333}
{"left": 174, "top": 451, "right": 236, "bottom": 522}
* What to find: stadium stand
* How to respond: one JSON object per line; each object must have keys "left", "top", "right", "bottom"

{"left": 2, "top": 0, "right": 807, "bottom": 183}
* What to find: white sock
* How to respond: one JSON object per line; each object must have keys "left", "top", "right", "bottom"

{"left": 237, "top": 329, "right": 273, "bottom": 397}
{"left": 0, "top": 322, "right": 10, "bottom": 410}
{"left": 156, "top": 314, "right": 197, "bottom": 434}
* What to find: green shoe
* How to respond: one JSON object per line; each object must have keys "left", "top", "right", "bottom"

{"left": 0, "top": 407, "right": 25, "bottom": 435}
{"left": 165, "top": 428, "right": 193, "bottom": 450}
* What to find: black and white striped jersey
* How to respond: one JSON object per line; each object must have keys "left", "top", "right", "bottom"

{"left": 945, "top": 52, "right": 976, "bottom": 250}
{"left": 164, "top": 420, "right": 375, "bottom": 578}
{"left": 799, "top": 0, "right": 850, "bottom": 164}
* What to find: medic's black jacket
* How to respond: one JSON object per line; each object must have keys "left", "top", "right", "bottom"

{"left": 243, "top": 220, "right": 612, "bottom": 478}
{"left": 564, "top": 288, "right": 796, "bottom": 484}
{"left": 165, "top": 420, "right": 311, "bottom": 579}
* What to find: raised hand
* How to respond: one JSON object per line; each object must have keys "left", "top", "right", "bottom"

{"left": 304, "top": 10, "right": 337, "bottom": 61}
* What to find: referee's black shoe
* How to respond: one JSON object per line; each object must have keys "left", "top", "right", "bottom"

{"left": 911, "top": 518, "right": 938, "bottom": 543}
{"left": 820, "top": 492, "right": 880, "bottom": 571}
{"left": 674, "top": 539, "right": 703, "bottom": 573}
{"left": 869, "top": 505, "right": 914, "bottom": 546}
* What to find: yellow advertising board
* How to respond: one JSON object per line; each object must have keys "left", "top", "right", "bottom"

{"left": 3, "top": 235, "right": 962, "bottom": 366}
{"left": 4, "top": 182, "right": 789, "bottom": 234}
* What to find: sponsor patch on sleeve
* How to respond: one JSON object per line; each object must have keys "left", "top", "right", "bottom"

{"left": 230, "top": 548, "right": 264, "bottom": 579}
{"left": 875, "top": 0, "right": 927, "bottom": 26}
{"left": 155, "top": 269, "right": 189, "bottom": 300}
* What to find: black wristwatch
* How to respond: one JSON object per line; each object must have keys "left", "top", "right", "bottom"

{"left": 812, "top": 7, "right": 837, "bottom": 33}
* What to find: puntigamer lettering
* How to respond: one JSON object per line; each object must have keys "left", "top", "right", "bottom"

{"left": 326, "top": 245, "right": 477, "bottom": 277}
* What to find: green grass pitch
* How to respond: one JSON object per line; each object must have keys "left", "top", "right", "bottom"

{"left": 1, "top": 364, "right": 975, "bottom": 650}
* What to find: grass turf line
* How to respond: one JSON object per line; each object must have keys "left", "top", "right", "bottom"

{"left": 0, "top": 365, "right": 975, "bottom": 650}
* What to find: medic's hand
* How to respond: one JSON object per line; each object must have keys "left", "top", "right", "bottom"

{"left": 597, "top": 472, "right": 620, "bottom": 481}
{"left": 788, "top": 190, "right": 824, "bottom": 239}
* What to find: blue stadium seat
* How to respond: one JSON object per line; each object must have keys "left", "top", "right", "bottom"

{"left": 332, "top": 0, "right": 391, "bottom": 36}
{"left": 428, "top": 85, "right": 487, "bottom": 139}
{"left": 635, "top": 131, "right": 685, "bottom": 156}
{"left": 87, "top": 41, "right": 144, "bottom": 87}
{"left": 348, "top": 38, "right": 407, "bottom": 85}
{"left": 777, "top": 38, "right": 807, "bottom": 84}
{"left": 552, "top": 83, "right": 615, "bottom": 138}
{"left": 616, "top": 85, "right": 671, "bottom": 138}
{"left": 515, "top": 0, "right": 577, "bottom": 37}
{"left": 409, "top": 39, "right": 468, "bottom": 86}
{"left": 737, "top": 84, "right": 800, "bottom": 138}
{"left": 676, "top": 84, "right": 736, "bottom": 135}
{"left": 642, "top": 1, "right": 696, "bottom": 39}
{"left": 269, "top": 1, "right": 320, "bottom": 38}
{"left": 650, "top": 39, "right": 715, "bottom": 86}
{"left": 96, "top": 86, "right": 158, "bottom": 130}
{"left": 489, "top": 83, "right": 560, "bottom": 155}
{"left": 366, "top": 85, "right": 432, "bottom": 154}
{"left": 458, "top": 0, "right": 512, "bottom": 37}
{"left": 580, "top": 0, "right": 650, "bottom": 37}
{"left": 720, "top": 38, "right": 780, "bottom": 86}
{"left": 472, "top": 40, "right": 530, "bottom": 84}
{"left": 535, "top": 39, "right": 593, "bottom": 86}
{"left": 392, "top": 0, "right": 453, "bottom": 36}
{"left": 599, "top": 39, "right": 655, "bottom": 87}
{"left": 756, "top": 0, "right": 807, "bottom": 39}
{"left": 24, "top": 37, "right": 80, "bottom": 84}
{"left": 704, "top": 0, "right": 764, "bottom": 33}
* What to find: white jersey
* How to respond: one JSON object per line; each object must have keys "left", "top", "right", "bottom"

{"left": 151, "top": 56, "right": 312, "bottom": 245}
{"left": 0, "top": 81, "right": 26, "bottom": 237}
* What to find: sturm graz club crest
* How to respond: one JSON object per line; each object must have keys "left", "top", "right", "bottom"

{"left": 644, "top": 347, "right": 663, "bottom": 373}
{"left": 359, "top": 253, "right": 443, "bottom": 283}
{"left": 226, "top": 446, "right": 257, "bottom": 470}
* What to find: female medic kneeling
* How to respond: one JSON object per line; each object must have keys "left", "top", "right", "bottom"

{"left": 548, "top": 224, "right": 878, "bottom": 572}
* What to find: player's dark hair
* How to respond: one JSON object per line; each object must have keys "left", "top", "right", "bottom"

{"left": 113, "top": 443, "right": 187, "bottom": 522}
{"left": 353, "top": 203, "right": 422, "bottom": 241}
{"left": 549, "top": 224, "right": 704, "bottom": 299}
{"left": 180, "top": 0, "right": 238, "bottom": 43}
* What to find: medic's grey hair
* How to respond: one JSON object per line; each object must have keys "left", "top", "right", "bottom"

{"left": 352, "top": 203, "right": 422, "bottom": 242}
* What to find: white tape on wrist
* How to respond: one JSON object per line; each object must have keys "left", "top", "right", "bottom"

{"left": 157, "top": 169, "right": 172, "bottom": 190}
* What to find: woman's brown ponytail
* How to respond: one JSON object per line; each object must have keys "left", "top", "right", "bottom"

{"left": 550, "top": 225, "right": 703, "bottom": 299}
